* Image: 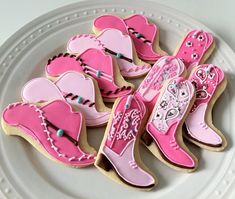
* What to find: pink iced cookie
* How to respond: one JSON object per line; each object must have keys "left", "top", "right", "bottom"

{"left": 67, "top": 29, "right": 151, "bottom": 78}
{"left": 1, "top": 100, "right": 96, "bottom": 167}
{"left": 21, "top": 71, "right": 111, "bottom": 127}
{"left": 144, "top": 77, "right": 197, "bottom": 171}
{"left": 135, "top": 56, "right": 185, "bottom": 111}
{"left": 95, "top": 95, "right": 156, "bottom": 189}
{"left": 185, "top": 64, "right": 227, "bottom": 151}
{"left": 174, "top": 30, "right": 214, "bottom": 70}
{"left": 93, "top": 14, "right": 166, "bottom": 62}
{"left": 45, "top": 50, "right": 134, "bottom": 101}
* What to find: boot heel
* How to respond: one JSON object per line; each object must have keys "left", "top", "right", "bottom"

{"left": 96, "top": 153, "right": 112, "bottom": 172}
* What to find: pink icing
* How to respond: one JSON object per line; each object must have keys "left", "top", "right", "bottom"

{"left": 2, "top": 100, "right": 95, "bottom": 167}
{"left": 101, "top": 95, "right": 155, "bottom": 187}
{"left": 146, "top": 77, "right": 196, "bottom": 168}
{"left": 135, "top": 56, "right": 185, "bottom": 111}
{"left": 93, "top": 14, "right": 165, "bottom": 61}
{"left": 175, "top": 30, "right": 214, "bottom": 70}
{"left": 45, "top": 50, "right": 133, "bottom": 100}
{"left": 21, "top": 72, "right": 111, "bottom": 127}
{"left": 185, "top": 64, "right": 225, "bottom": 145}
{"left": 67, "top": 29, "right": 151, "bottom": 78}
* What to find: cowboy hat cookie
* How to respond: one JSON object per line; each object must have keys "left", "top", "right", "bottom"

{"left": 174, "top": 29, "right": 215, "bottom": 70}
{"left": 185, "top": 64, "right": 227, "bottom": 151}
{"left": 143, "top": 77, "right": 198, "bottom": 172}
{"left": 67, "top": 29, "right": 151, "bottom": 78}
{"left": 93, "top": 14, "right": 167, "bottom": 63}
{"left": 95, "top": 95, "right": 156, "bottom": 190}
{"left": 1, "top": 100, "right": 96, "bottom": 167}
{"left": 135, "top": 56, "right": 186, "bottom": 112}
{"left": 21, "top": 71, "right": 111, "bottom": 127}
{"left": 45, "top": 50, "right": 134, "bottom": 102}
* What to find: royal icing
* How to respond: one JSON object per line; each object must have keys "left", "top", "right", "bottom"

{"left": 185, "top": 64, "right": 225, "bottom": 146}
{"left": 21, "top": 72, "right": 111, "bottom": 127}
{"left": 100, "top": 95, "right": 155, "bottom": 187}
{"left": 135, "top": 56, "right": 185, "bottom": 111}
{"left": 146, "top": 77, "right": 196, "bottom": 168}
{"left": 2, "top": 100, "right": 96, "bottom": 167}
{"left": 67, "top": 29, "right": 151, "bottom": 77}
{"left": 93, "top": 14, "right": 165, "bottom": 62}
{"left": 175, "top": 30, "right": 214, "bottom": 70}
{"left": 45, "top": 50, "right": 134, "bottom": 100}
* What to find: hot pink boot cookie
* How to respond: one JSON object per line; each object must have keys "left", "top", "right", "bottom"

{"left": 174, "top": 30, "right": 215, "bottom": 70}
{"left": 143, "top": 77, "right": 198, "bottom": 172}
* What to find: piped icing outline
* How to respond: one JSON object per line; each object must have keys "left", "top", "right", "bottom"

{"left": 67, "top": 29, "right": 151, "bottom": 77}
{"left": 93, "top": 14, "right": 166, "bottom": 62}
{"left": 185, "top": 64, "right": 226, "bottom": 147}
{"left": 174, "top": 29, "right": 214, "bottom": 70}
{"left": 2, "top": 100, "right": 96, "bottom": 167}
{"left": 146, "top": 77, "right": 196, "bottom": 169}
{"left": 45, "top": 50, "right": 134, "bottom": 100}
{"left": 21, "top": 71, "right": 111, "bottom": 127}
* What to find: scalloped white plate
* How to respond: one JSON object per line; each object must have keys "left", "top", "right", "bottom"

{"left": 0, "top": 0, "right": 235, "bottom": 199}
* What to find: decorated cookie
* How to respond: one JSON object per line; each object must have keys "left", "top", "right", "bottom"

{"left": 93, "top": 14, "right": 167, "bottom": 63}
{"left": 135, "top": 56, "right": 186, "bottom": 112}
{"left": 45, "top": 50, "right": 134, "bottom": 102}
{"left": 67, "top": 29, "right": 151, "bottom": 78}
{"left": 1, "top": 100, "right": 96, "bottom": 167}
{"left": 174, "top": 29, "right": 215, "bottom": 70}
{"left": 185, "top": 64, "right": 227, "bottom": 151}
{"left": 21, "top": 71, "right": 111, "bottom": 127}
{"left": 142, "top": 77, "right": 198, "bottom": 172}
{"left": 95, "top": 95, "right": 156, "bottom": 190}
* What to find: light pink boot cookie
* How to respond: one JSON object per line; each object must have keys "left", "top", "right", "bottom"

{"left": 135, "top": 56, "right": 186, "bottom": 112}
{"left": 144, "top": 77, "right": 198, "bottom": 172}
{"left": 67, "top": 29, "right": 151, "bottom": 78}
{"left": 93, "top": 14, "right": 167, "bottom": 62}
{"left": 45, "top": 50, "right": 134, "bottom": 102}
{"left": 95, "top": 95, "right": 156, "bottom": 189}
{"left": 185, "top": 64, "right": 227, "bottom": 151}
{"left": 1, "top": 100, "right": 96, "bottom": 167}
